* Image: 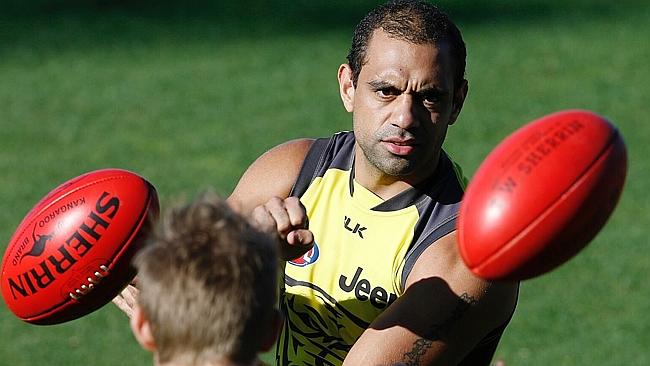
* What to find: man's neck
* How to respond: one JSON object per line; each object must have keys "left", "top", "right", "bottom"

{"left": 353, "top": 150, "right": 440, "bottom": 201}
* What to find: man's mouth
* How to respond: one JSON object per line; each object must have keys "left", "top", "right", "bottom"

{"left": 381, "top": 138, "right": 417, "bottom": 156}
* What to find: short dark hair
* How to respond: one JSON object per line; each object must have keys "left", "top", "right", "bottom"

{"left": 346, "top": 0, "right": 466, "bottom": 89}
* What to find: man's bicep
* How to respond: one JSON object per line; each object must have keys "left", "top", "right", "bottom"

{"left": 227, "top": 138, "right": 314, "bottom": 215}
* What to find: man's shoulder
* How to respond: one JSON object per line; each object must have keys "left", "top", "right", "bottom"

{"left": 294, "top": 131, "right": 355, "bottom": 168}
{"left": 311, "top": 131, "right": 355, "bottom": 159}
{"left": 228, "top": 138, "right": 315, "bottom": 214}
{"left": 291, "top": 131, "right": 356, "bottom": 197}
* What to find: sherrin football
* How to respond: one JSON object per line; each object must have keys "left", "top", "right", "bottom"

{"left": 1, "top": 169, "right": 158, "bottom": 324}
{"left": 458, "top": 110, "right": 627, "bottom": 280}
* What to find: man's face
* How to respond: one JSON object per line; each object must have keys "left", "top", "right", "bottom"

{"left": 340, "top": 30, "right": 466, "bottom": 184}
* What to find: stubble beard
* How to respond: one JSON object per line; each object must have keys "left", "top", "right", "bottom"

{"left": 355, "top": 124, "right": 420, "bottom": 177}
{"left": 356, "top": 129, "right": 442, "bottom": 182}
{"left": 360, "top": 143, "right": 416, "bottom": 177}
{"left": 353, "top": 116, "right": 443, "bottom": 180}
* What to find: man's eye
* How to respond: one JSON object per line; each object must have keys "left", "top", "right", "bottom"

{"left": 423, "top": 98, "right": 437, "bottom": 106}
{"left": 422, "top": 94, "right": 443, "bottom": 108}
{"left": 422, "top": 95, "right": 439, "bottom": 105}
{"left": 376, "top": 87, "right": 399, "bottom": 98}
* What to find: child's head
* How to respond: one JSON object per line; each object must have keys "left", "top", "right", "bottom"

{"left": 130, "top": 191, "right": 279, "bottom": 365}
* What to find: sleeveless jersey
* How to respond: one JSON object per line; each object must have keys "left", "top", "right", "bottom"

{"left": 276, "top": 132, "right": 500, "bottom": 365}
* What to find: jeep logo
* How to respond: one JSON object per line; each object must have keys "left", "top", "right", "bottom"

{"left": 339, "top": 267, "right": 397, "bottom": 309}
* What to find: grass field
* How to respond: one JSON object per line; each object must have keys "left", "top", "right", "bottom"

{"left": 1, "top": 1, "right": 649, "bottom": 365}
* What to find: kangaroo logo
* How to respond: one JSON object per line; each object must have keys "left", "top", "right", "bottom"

{"left": 20, "top": 223, "right": 54, "bottom": 263}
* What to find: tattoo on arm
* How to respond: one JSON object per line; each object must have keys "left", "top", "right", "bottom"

{"left": 400, "top": 292, "right": 479, "bottom": 366}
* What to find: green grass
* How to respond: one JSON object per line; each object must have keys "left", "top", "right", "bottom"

{"left": 1, "top": 1, "right": 649, "bottom": 365}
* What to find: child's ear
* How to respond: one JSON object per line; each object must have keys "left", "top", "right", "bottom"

{"left": 130, "top": 304, "right": 157, "bottom": 352}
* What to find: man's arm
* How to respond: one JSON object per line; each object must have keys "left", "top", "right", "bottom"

{"left": 228, "top": 138, "right": 316, "bottom": 260}
{"left": 114, "top": 139, "right": 315, "bottom": 317}
{"left": 227, "top": 138, "right": 313, "bottom": 215}
{"left": 343, "top": 232, "right": 518, "bottom": 366}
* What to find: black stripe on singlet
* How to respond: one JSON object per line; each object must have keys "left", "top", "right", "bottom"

{"left": 290, "top": 137, "right": 332, "bottom": 198}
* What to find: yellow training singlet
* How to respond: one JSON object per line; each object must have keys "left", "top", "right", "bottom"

{"left": 276, "top": 132, "right": 501, "bottom": 366}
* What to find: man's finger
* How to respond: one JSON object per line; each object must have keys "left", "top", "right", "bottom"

{"left": 264, "top": 198, "right": 293, "bottom": 238}
{"left": 287, "top": 229, "right": 313, "bottom": 246}
{"left": 111, "top": 284, "right": 139, "bottom": 318}
{"left": 112, "top": 294, "right": 133, "bottom": 318}
{"left": 283, "top": 229, "right": 314, "bottom": 261}
{"left": 284, "top": 196, "right": 308, "bottom": 229}
{"left": 250, "top": 205, "right": 278, "bottom": 235}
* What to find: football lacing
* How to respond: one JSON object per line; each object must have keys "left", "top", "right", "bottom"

{"left": 69, "top": 265, "right": 109, "bottom": 300}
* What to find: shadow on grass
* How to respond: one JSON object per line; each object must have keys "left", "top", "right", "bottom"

{"left": 0, "top": 0, "right": 645, "bottom": 56}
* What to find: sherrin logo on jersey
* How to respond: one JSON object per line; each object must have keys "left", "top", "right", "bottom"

{"left": 288, "top": 242, "right": 320, "bottom": 267}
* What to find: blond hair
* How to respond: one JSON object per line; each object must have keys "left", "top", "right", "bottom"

{"left": 134, "top": 191, "right": 277, "bottom": 364}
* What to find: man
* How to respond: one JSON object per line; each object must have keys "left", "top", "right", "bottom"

{"left": 228, "top": 1, "right": 518, "bottom": 365}
{"left": 128, "top": 192, "right": 281, "bottom": 366}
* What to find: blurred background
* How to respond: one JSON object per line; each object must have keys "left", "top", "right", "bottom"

{"left": 1, "top": 1, "right": 648, "bottom": 365}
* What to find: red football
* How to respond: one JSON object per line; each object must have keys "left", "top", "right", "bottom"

{"left": 1, "top": 169, "right": 158, "bottom": 324}
{"left": 458, "top": 110, "right": 627, "bottom": 280}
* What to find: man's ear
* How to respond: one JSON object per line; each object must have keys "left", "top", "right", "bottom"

{"left": 338, "top": 64, "right": 356, "bottom": 113}
{"left": 260, "top": 309, "right": 283, "bottom": 352}
{"left": 130, "top": 303, "right": 157, "bottom": 352}
{"left": 449, "top": 79, "right": 468, "bottom": 125}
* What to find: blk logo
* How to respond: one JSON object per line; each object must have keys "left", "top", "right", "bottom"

{"left": 343, "top": 216, "right": 366, "bottom": 239}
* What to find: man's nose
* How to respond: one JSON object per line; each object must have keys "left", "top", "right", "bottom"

{"left": 392, "top": 94, "right": 419, "bottom": 129}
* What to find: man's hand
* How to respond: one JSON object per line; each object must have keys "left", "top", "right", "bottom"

{"left": 250, "top": 196, "right": 314, "bottom": 261}
{"left": 112, "top": 284, "right": 139, "bottom": 318}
